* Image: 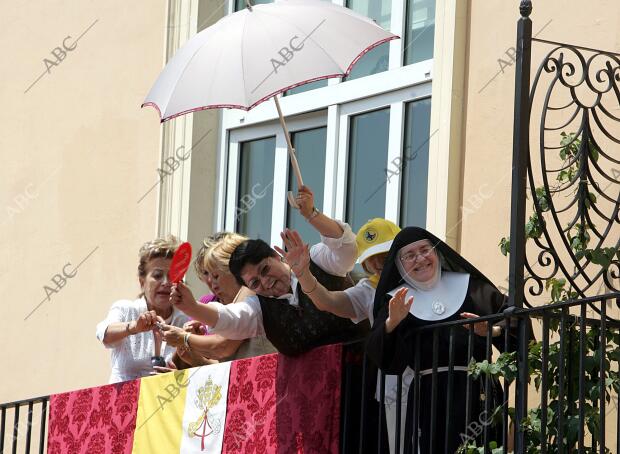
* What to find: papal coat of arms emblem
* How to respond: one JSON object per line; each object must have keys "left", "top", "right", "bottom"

{"left": 187, "top": 376, "right": 223, "bottom": 451}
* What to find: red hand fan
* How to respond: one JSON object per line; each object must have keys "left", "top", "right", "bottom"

{"left": 168, "top": 242, "right": 192, "bottom": 284}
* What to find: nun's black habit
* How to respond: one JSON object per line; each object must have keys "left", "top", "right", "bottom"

{"left": 366, "top": 227, "right": 517, "bottom": 453}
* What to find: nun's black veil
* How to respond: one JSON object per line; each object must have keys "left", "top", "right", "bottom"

{"left": 372, "top": 226, "right": 503, "bottom": 320}
{"left": 368, "top": 227, "right": 516, "bottom": 453}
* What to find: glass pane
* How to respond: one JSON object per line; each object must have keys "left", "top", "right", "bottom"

{"left": 236, "top": 137, "right": 276, "bottom": 240}
{"left": 235, "top": 0, "right": 272, "bottom": 11}
{"left": 346, "top": 0, "right": 391, "bottom": 80}
{"left": 286, "top": 80, "right": 328, "bottom": 96}
{"left": 346, "top": 108, "right": 390, "bottom": 233}
{"left": 400, "top": 97, "right": 431, "bottom": 227}
{"left": 404, "top": 0, "right": 435, "bottom": 65}
{"left": 287, "top": 127, "right": 327, "bottom": 245}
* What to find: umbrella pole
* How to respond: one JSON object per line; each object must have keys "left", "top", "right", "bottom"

{"left": 273, "top": 95, "right": 304, "bottom": 209}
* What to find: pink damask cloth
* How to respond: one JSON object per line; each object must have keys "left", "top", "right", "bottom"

{"left": 222, "top": 343, "right": 342, "bottom": 454}
{"left": 47, "top": 380, "right": 139, "bottom": 454}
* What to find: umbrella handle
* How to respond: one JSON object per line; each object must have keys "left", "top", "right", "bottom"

{"left": 287, "top": 192, "right": 298, "bottom": 209}
{"left": 274, "top": 95, "right": 304, "bottom": 209}
{"left": 287, "top": 148, "right": 303, "bottom": 209}
{"left": 288, "top": 147, "right": 304, "bottom": 188}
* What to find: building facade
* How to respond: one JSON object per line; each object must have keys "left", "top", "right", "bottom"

{"left": 2, "top": 0, "right": 619, "bottom": 414}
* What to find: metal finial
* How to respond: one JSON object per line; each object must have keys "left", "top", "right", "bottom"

{"left": 519, "top": 0, "right": 532, "bottom": 17}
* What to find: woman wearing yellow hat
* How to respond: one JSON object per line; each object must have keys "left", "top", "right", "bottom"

{"left": 278, "top": 218, "right": 408, "bottom": 453}
{"left": 278, "top": 218, "right": 400, "bottom": 324}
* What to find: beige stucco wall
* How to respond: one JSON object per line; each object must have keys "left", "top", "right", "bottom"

{"left": 459, "top": 3, "right": 620, "bottom": 445}
{"left": 0, "top": 1, "right": 171, "bottom": 402}
{"left": 2, "top": 0, "right": 618, "bottom": 419}
{"left": 458, "top": 0, "right": 620, "bottom": 293}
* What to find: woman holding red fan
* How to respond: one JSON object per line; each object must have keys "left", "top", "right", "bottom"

{"left": 95, "top": 236, "right": 189, "bottom": 383}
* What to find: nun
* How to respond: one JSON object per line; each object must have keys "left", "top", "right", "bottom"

{"left": 366, "top": 227, "right": 517, "bottom": 453}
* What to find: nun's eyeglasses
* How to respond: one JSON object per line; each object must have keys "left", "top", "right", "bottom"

{"left": 400, "top": 247, "right": 434, "bottom": 263}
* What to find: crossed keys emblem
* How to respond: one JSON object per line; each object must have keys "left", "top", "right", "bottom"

{"left": 187, "top": 376, "right": 223, "bottom": 451}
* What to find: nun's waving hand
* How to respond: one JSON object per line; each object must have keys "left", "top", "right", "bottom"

{"left": 385, "top": 287, "right": 413, "bottom": 333}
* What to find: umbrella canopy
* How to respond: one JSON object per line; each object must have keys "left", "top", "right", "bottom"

{"left": 143, "top": 0, "right": 398, "bottom": 121}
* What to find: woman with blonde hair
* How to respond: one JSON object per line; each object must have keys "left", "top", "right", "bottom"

{"left": 162, "top": 232, "right": 277, "bottom": 362}
{"left": 193, "top": 232, "right": 230, "bottom": 307}
{"left": 96, "top": 236, "right": 190, "bottom": 383}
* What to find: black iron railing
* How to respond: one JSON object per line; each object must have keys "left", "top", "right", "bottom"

{"left": 0, "top": 396, "right": 48, "bottom": 454}
{"left": 4, "top": 2, "right": 619, "bottom": 454}
{"left": 341, "top": 294, "right": 620, "bottom": 453}
{"left": 509, "top": 1, "right": 620, "bottom": 449}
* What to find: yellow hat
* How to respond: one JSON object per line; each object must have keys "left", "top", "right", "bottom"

{"left": 356, "top": 218, "right": 401, "bottom": 265}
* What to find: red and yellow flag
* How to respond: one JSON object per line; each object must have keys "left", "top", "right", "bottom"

{"left": 47, "top": 344, "right": 342, "bottom": 453}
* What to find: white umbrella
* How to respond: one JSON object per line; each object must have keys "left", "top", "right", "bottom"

{"left": 143, "top": 0, "right": 398, "bottom": 205}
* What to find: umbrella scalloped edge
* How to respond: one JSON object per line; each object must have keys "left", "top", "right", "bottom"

{"left": 142, "top": 35, "right": 400, "bottom": 123}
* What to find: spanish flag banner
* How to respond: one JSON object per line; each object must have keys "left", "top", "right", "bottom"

{"left": 47, "top": 344, "right": 342, "bottom": 453}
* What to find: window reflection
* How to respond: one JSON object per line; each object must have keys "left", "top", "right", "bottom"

{"left": 345, "top": 0, "right": 392, "bottom": 80}
{"left": 235, "top": 0, "right": 272, "bottom": 11}
{"left": 404, "top": 0, "right": 435, "bottom": 65}
{"left": 400, "top": 98, "right": 431, "bottom": 227}
{"left": 286, "top": 80, "right": 328, "bottom": 96}
{"left": 346, "top": 108, "right": 390, "bottom": 232}
{"left": 287, "top": 127, "right": 328, "bottom": 245}
{"left": 236, "top": 137, "right": 276, "bottom": 240}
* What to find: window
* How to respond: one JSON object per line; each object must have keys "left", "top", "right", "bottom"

{"left": 400, "top": 97, "right": 431, "bottom": 227}
{"left": 404, "top": 0, "right": 435, "bottom": 65}
{"left": 346, "top": 108, "right": 390, "bottom": 232}
{"left": 177, "top": 0, "right": 444, "bottom": 273}
{"left": 345, "top": 0, "right": 392, "bottom": 80}
{"left": 236, "top": 137, "right": 276, "bottom": 240}
{"left": 286, "top": 127, "right": 327, "bottom": 245}
{"left": 286, "top": 80, "right": 328, "bottom": 96}
{"left": 234, "top": 0, "right": 272, "bottom": 11}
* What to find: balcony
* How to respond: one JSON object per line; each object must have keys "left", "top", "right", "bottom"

{"left": 3, "top": 295, "right": 620, "bottom": 453}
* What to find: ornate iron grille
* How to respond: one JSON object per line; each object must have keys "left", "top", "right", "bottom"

{"left": 522, "top": 36, "right": 620, "bottom": 309}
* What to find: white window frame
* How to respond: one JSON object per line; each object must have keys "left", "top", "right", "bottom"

{"left": 215, "top": 0, "right": 440, "bottom": 239}
{"left": 161, "top": 0, "right": 466, "bottom": 247}
{"left": 225, "top": 111, "right": 328, "bottom": 246}
{"left": 334, "top": 83, "right": 432, "bottom": 227}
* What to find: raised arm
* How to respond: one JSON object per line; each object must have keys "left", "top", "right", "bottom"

{"left": 295, "top": 185, "right": 343, "bottom": 238}
{"left": 275, "top": 229, "right": 357, "bottom": 319}
{"left": 292, "top": 186, "right": 357, "bottom": 275}
{"left": 169, "top": 282, "right": 220, "bottom": 326}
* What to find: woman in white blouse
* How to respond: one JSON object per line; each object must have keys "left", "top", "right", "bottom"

{"left": 96, "top": 236, "right": 189, "bottom": 383}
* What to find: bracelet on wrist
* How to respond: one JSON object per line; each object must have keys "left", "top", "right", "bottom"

{"left": 301, "top": 276, "right": 319, "bottom": 294}
{"left": 183, "top": 333, "right": 192, "bottom": 350}
{"left": 304, "top": 207, "right": 320, "bottom": 221}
